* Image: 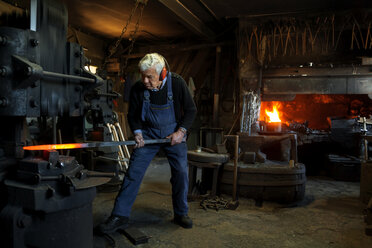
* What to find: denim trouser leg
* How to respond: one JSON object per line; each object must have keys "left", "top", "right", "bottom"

{"left": 112, "top": 144, "right": 160, "bottom": 217}
{"left": 163, "top": 142, "right": 189, "bottom": 216}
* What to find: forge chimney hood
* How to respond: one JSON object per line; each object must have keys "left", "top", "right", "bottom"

{"left": 261, "top": 65, "right": 372, "bottom": 99}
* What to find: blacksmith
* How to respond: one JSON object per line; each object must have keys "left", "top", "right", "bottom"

{"left": 99, "top": 53, "right": 197, "bottom": 233}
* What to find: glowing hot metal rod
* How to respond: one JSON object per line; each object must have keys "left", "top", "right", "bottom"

{"left": 23, "top": 139, "right": 171, "bottom": 151}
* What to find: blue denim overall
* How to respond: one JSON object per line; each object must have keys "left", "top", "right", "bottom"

{"left": 112, "top": 72, "right": 189, "bottom": 217}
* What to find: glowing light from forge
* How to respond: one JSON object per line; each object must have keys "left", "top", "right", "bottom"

{"left": 265, "top": 105, "right": 281, "bottom": 123}
{"left": 23, "top": 143, "right": 85, "bottom": 151}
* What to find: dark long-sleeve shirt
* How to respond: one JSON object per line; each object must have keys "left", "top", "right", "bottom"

{"left": 127, "top": 73, "right": 197, "bottom": 133}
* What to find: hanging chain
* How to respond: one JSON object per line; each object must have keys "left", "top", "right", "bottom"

{"left": 121, "top": 2, "right": 145, "bottom": 76}
{"left": 102, "top": 0, "right": 140, "bottom": 68}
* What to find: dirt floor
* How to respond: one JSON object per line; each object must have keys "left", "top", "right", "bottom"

{"left": 93, "top": 157, "right": 372, "bottom": 248}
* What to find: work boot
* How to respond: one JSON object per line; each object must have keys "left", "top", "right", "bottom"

{"left": 173, "top": 214, "right": 193, "bottom": 229}
{"left": 98, "top": 215, "right": 129, "bottom": 234}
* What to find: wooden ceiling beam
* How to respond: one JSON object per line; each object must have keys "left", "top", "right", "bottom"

{"left": 157, "top": 0, "right": 215, "bottom": 39}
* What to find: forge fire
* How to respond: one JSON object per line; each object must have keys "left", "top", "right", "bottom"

{"left": 260, "top": 95, "right": 372, "bottom": 130}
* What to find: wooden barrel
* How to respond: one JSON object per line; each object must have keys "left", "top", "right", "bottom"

{"left": 219, "top": 161, "right": 306, "bottom": 203}
{"left": 361, "top": 161, "right": 372, "bottom": 204}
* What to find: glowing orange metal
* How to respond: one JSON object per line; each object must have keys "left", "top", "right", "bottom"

{"left": 23, "top": 143, "right": 84, "bottom": 151}
{"left": 23, "top": 139, "right": 170, "bottom": 151}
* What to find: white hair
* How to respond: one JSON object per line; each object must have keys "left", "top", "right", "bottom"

{"left": 138, "top": 53, "right": 165, "bottom": 74}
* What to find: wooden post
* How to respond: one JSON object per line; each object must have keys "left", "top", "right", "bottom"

{"left": 213, "top": 46, "right": 221, "bottom": 127}
{"left": 225, "top": 134, "right": 239, "bottom": 201}
{"left": 233, "top": 135, "right": 239, "bottom": 201}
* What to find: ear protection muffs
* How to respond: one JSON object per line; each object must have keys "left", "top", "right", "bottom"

{"left": 159, "top": 67, "right": 167, "bottom": 81}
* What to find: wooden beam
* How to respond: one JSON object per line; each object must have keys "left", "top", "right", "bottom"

{"left": 157, "top": 0, "right": 215, "bottom": 39}
{"left": 121, "top": 42, "right": 229, "bottom": 59}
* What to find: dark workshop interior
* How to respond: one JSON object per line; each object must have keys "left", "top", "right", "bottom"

{"left": 1, "top": 0, "right": 372, "bottom": 247}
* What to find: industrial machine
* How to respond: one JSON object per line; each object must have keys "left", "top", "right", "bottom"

{"left": 0, "top": 0, "right": 119, "bottom": 247}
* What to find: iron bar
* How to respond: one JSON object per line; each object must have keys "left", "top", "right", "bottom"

{"left": 23, "top": 139, "right": 171, "bottom": 150}
{"left": 43, "top": 71, "right": 96, "bottom": 83}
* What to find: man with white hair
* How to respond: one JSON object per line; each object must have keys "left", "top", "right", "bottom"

{"left": 99, "top": 53, "right": 197, "bottom": 233}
